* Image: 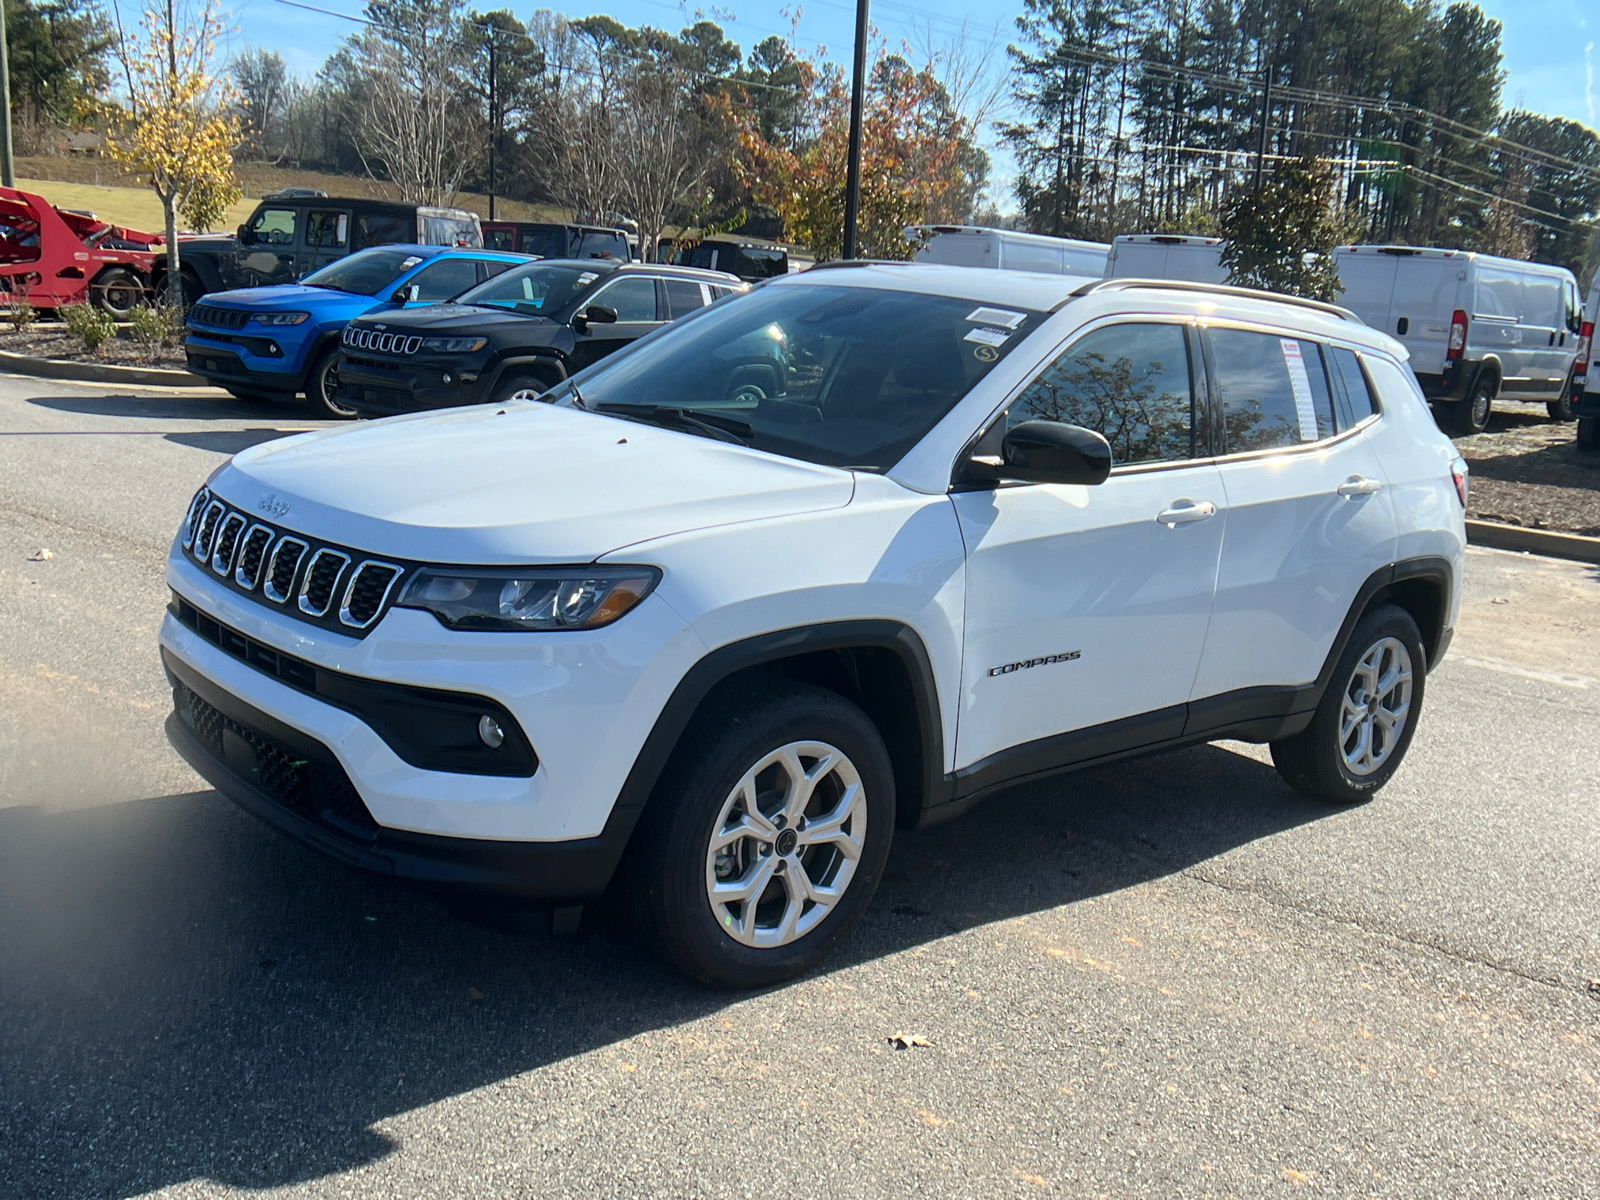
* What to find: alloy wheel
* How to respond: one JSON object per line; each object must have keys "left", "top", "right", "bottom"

{"left": 704, "top": 740, "right": 867, "bottom": 949}
{"left": 1339, "top": 636, "right": 1414, "bottom": 776}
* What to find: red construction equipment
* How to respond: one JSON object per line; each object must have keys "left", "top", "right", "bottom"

{"left": 0, "top": 185, "right": 165, "bottom": 318}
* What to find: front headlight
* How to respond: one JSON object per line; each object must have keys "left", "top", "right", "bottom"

{"left": 421, "top": 336, "right": 488, "bottom": 353}
{"left": 251, "top": 311, "right": 310, "bottom": 326}
{"left": 395, "top": 565, "right": 661, "bottom": 631}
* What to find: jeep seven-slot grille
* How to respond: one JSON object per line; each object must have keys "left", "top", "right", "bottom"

{"left": 190, "top": 304, "right": 251, "bottom": 330}
{"left": 176, "top": 486, "right": 412, "bottom": 637}
{"left": 342, "top": 326, "right": 423, "bottom": 355}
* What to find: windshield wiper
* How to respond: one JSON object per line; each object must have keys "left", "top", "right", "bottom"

{"left": 594, "top": 403, "right": 753, "bottom": 446}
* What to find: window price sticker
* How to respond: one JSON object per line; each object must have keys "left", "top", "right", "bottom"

{"left": 964, "top": 326, "right": 1011, "bottom": 348}
{"left": 1280, "top": 338, "right": 1320, "bottom": 442}
{"left": 966, "top": 307, "right": 1025, "bottom": 329}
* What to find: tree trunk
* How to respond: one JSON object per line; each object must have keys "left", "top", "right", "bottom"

{"left": 164, "top": 192, "right": 180, "bottom": 294}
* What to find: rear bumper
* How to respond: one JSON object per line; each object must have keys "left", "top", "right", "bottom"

{"left": 164, "top": 650, "right": 635, "bottom": 902}
{"left": 1575, "top": 390, "right": 1600, "bottom": 419}
{"left": 1414, "top": 365, "right": 1474, "bottom": 402}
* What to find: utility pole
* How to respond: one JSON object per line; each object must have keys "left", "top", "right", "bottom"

{"left": 0, "top": 0, "right": 14, "bottom": 188}
{"left": 1253, "top": 62, "right": 1273, "bottom": 194}
{"left": 841, "top": 0, "right": 869, "bottom": 259}
{"left": 487, "top": 34, "right": 498, "bottom": 222}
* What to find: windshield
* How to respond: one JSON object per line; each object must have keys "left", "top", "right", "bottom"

{"left": 455, "top": 262, "right": 607, "bottom": 314}
{"left": 554, "top": 283, "right": 1044, "bottom": 471}
{"left": 301, "top": 247, "right": 430, "bottom": 295}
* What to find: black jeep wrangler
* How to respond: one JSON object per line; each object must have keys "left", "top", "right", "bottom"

{"left": 166, "top": 192, "right": 481, "bottom": 305}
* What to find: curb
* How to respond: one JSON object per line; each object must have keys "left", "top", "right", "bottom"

{"left": 0, "top": 348, "right": 211, "bottom": 388}
{"left": 1466, "top": 519, "right": 1600, "bottom": 565}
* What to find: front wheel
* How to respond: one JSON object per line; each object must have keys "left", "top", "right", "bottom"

{"left": 628, "top": 683, "right": 895, "bottom": 988}
{"left": 1271, "top": 604, "right": 1426, "bottom": 804}
{"left": 305, "top": 347, "right": 358, "bottom": 419}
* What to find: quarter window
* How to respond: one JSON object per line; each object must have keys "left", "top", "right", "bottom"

{"left": 1328, "top": 347, "right": 1377, "bottom": 426}
{"left": 590, "top": 276, "right": 659, "bottom": 322}
{"left": 1007, "top": 322, "right": 1195, "bottom": 466}
{"left": 1209, "top": 329, "right": 1337, "bottom": 452}
{"left": 355, "top": 212, "right": 410, "bottom": 249}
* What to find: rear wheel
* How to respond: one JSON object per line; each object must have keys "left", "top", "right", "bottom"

{"left": 1578, "top": 416, "right": 1600, "bottom": 452}
{"left": 628, "top": 682, "right": 895, "bottom": 988}
{"left": 89, "top": 267, "right": 143, "bottom": 319}
{"left": 1271, "top": 604, "right": 1426, "bottom": 804}
{"left": 306, "top": 347, "right": 358, "bottom": 419}
{"left": 1548, "top": 382, "right": 1576, "bottom": 422}
{"left": 1438, "top": 375, "right": 1494, "bottom": 436}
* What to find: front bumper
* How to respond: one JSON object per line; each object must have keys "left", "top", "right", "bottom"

{"left": 336, "top": 352, "right": 487, "bottom": 416}
{"left": 164, "top": 652, "right": 634, "bottom": 901}
{"left": 186, "top": 334, "right": 305, "bottom": 395}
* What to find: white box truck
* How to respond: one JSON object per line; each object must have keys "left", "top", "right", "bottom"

{"left": 1104, "top": 234, "right": 1229, "bottom": 283}
{"left": 1333, "top": 245, "right": 1581, "bottom": 435}
{"left": 908, "top": 226, "right": 1110, "bottom": 276}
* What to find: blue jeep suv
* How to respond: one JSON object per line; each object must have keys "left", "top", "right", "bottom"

{"left": 185, "top": 245, "right": 530, "bottom": 417}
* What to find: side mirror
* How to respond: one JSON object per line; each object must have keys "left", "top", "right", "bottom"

{"left": 573, "top": 304, "right": 618, "bottom": 333}
{"left": 994, "top": 420, "right": 1112, "bottom": 485}
{"left": 237, "top": 224, "right": 252, "bottom": 244}
{"left": 391, "top": 284, "right": 419, "bottom": 303}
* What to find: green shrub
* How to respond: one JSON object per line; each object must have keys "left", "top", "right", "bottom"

{"left": 61, "top": 303, "right": 117, "bottom": 352}
{"left": 7, "top": 298, "right": 36, "bottom": 331}
{"left": 128, "top": 302, "right": 175, "bottom": 345}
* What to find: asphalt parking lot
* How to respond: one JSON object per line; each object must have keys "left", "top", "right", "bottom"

{"left": 2, "top": 375, "right": 1597, "bottom": 1199}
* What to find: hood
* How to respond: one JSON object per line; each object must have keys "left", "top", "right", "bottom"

{"left": 349, "top": 303, "right": 555, "bottom": 332}
{"left": 209, "top": 402, "right": 856, "bottom": 563}
{"left": 203, "top": 284, "right": 377, "bottom": 311}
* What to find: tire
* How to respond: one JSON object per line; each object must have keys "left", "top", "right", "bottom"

{"left": 1578, "top": 416, "right": 1600, "bottom": 452}
{"left": 1270, "top": 604, "right": 1426, "bottom": 805}
{"left": 156, "top": 269, "right": 202, "bottom": 313}
{"left": 89, "top": 267, "right": 143, "bottom": 319}
{"left": 1548, "top": 392, "right": 1575, "bottom": 422}
{"left": 489, "top": 372, "right": 549, "bottom": 404}
{"left": 1438, "top": 375, "right": 1494, "bottom": 436}
{"left": 628, "top": 681, "right": 895, "bottom": 988}
{"left": 305, "top": 346, "right": 358, "bottom": 419}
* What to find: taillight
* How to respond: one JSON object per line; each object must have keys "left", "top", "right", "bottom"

{"left": 1451, "top": 459, "right": 1469, "bottom": 508}
{"left": 1576, "top": 321, "right": 1594, "bottom": 386}
{"left": 1447, "top": 310, "right": 1468, "bottom": 360}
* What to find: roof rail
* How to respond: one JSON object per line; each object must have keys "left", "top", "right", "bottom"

{"left": 1072, "top": 278, "right": 1362, "bottom": 324}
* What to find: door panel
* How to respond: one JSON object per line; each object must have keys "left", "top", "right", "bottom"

{"left": 1194, "top": 331, "right": 1398, "bottom": 698}
{"left": 567, "top": 275, "right": 662, "bottom": 371}
{"left": 953, "top": 467, "right": 1228, "bottom": 769}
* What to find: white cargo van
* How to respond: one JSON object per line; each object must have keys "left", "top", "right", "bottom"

{"left": 1104, "top": 235, "right": 1229, "bottom": 283}
{"left": 908, "top": 226, "right": 1110, "bottom": 276}
{"left": 1334, "top": 245, "right": 1581, "bottom": 435}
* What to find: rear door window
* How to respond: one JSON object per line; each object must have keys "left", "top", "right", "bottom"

{"left": 1007, "top": 322, "right": 1196, "bottom": 465}
{"left": 305, "top": 210, "right": 348, "bottom": 248}
{"left": 663, "top": 278, "right": 706, "bottom": 319}
{"left": 1209, "top": 328, "right": 1337, "bottom": 451}
{"left": 408, "top": 257, "right": 480, "bottom": 302}
{"left": 589, "top": 275, "right": 659, "bottom": 321}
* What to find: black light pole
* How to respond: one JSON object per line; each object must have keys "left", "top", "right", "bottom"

{"left": 487, "top": 35, "right": 498, "bottom": 221}
{"left": 0, "top": 0, "right": 13, "bottom": 188}
{"left": 841, "top": 0, "right": 869, "bottom": 259}
{"left": 1253, "top": 62, "right": 1273, "bottom": 193}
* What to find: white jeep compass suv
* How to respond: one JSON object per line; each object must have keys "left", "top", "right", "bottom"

{"left": 162, "top": 264, "right": 1469, "bottom": 988}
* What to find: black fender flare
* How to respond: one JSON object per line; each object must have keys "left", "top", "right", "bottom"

{"left": 600, "top": 620, "right": 948, "bottom": 864}
{"left": 1469, "top": 357, "right": 1502, "bottom": 398}
{"left": 299, "top": 329, "right": 345, "bottom": 389}
{"left": 1312, "top": 557, "right": 1455, "bottom": 697}
{"left": 483, "top": 354, "right": 567, "bottom": 397}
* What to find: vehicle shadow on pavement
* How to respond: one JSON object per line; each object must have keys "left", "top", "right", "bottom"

{"left": 26, "top": 391, "right": 312, "bottom": 423}
{"left": 0, "top": 741, "right": 1324, "bottom": 1197}
{"left": 163, "top": 429, "right": 314, "bottom": 455}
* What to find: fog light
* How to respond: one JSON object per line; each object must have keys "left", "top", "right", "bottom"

{"left": 478, "top": 715, "right": 504, "bottom": 748}
{"left": 442, "top": 372, "right": 454, "bottom": 384}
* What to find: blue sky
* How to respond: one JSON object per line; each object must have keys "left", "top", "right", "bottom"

{"left": 218, "top": 0, "right": 1595, "bottom": 204}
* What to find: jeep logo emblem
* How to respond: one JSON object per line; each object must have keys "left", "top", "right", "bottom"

{"left": 257, "top": 494, "right": 290, "bottom": 518}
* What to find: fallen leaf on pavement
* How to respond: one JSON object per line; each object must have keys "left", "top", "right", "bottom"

{"left": 27, "top": 548, "right": 53, "bottom": 561}
{"left": 467, "top": 987, "right": 485, "bottom": 1000}
{"left": 886, "top": 1030, "right": 932, "bottom": 1050}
